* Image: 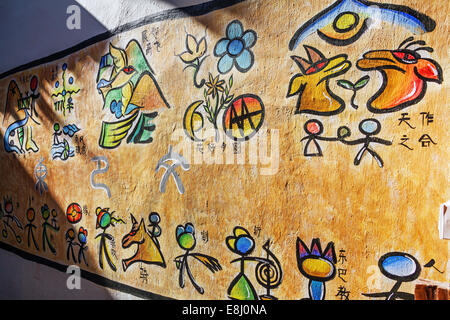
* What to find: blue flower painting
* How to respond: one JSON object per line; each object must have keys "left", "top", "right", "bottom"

{"left": 214, "top": 20, "right": 257, "bottom": 74}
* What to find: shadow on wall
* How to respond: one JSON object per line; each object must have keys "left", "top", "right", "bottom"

{"left": 0, "top": 20, "right": 119, "bottom": 296}
{"left": 0, "top": 94, "right": 116, "bottom": 299}
{"left": 0, "top": 0, "right": 108, "bottom": 75}
{"left": 0, "top": 0, "right": 246, "bottom": 300}
{"left": 0, "top": 1, "right": 189, "bottom": 299}
{"left": 0, "top": 0, "right": 247, "bottom": 76}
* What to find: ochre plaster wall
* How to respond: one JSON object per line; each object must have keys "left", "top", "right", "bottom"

{"left": 0, "top": 0, "right": 448, "bottom": 300}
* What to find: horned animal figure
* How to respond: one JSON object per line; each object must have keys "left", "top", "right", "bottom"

{"left": 287, "top": 45, "right": 351, "bottom": 116}
{"left": 356, "top": 37, "right": 443, "bottom": 113}
{"left": 121, "top": 213, "right": 166, "bottom": 271}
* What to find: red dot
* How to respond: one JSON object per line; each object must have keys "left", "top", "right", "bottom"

{"left": 30, "top": 76, "right": 38, "bottom": 91}
{"left": 4, "top": 202, "right": 13, "bottom": 213}
{"left": 306, "top": 121, "right": 321, "bottom": 134}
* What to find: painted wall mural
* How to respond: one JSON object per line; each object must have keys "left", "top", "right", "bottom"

{"left": 0, "top": 0, "right": 447, "bottom": 300}
{"left": 96, "top": 40, "right": 171, "bottom": 149}
{"left": 3, "top": 76, "right": 40, "bottom": 154}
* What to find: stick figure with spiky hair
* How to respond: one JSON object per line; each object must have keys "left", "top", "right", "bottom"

{"left": 296, "top": 237, "right": 337, "bottom": 300}
{"left": 41, "top": 204, "right": 59, "bottom": 254}
{"left": 95, "top": 207, "right": 125, "bottom": 272}
{"left": 0, "top": 197, "right": 23, "bottom": 244}
{"left": 174, "top": 223, "right": 222, "bottom": 294}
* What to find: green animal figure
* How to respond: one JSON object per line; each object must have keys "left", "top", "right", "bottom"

{"left": 96, "top": 39, "right": 171, "bottom": 149}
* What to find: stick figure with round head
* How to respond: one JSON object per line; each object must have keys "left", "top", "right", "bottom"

{"left": 77, "top": 227, "right": 88, "bottom": 266}
{"left": 339, "top": 119, "right": 392, "bottom": 168}
{"left": 0, "top": 197, "right": 23, "bottom": 244}
{"left": 25, "top": 207, "right": 39, "bottom": 250}
{"left": 95, "top": 207, "right": 125, "bottom": 272}
{"left": 41, "top": 204, "right": 59, "bottom": 254}
{"left": 174, "top": 223, "right": 222, "bottom": 294}
{"left": 362, "top": 252, "right": 443, "bottom": 300}
{"left": 65, "top": 228, "right": 76, "bottom": 262}
{"left": 226, "top": 226, "right": 282, "bottom": 300}
{"left": 301, "top": 119, "right": 338, "bottom": 157}
{"left": 53, "top": 123, "right": 62, "bottom": 145}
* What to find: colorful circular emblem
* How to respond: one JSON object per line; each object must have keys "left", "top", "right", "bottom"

{"left": 96, "top": 207, "right": 111, "bottom": 229}
{"left": 78, "top": 227, "right": 88, "bottom": 244}
{"left": 66, "top": 202, "right": 82, "bottom": 224}
{"left": 223, "top": 94, "right": 265, "bottom": 141}
{"left": 176, "top": 223, "right": 196, "bottom": 251}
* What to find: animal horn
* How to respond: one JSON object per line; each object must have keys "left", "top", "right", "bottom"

{"left": 303, "top": 45, "right": 325, "bottom": 63}
{"left": 291, "top": 56, "right": 311, "bottom": 74}
{"left": 130, "top": 213, "right": 137, "bottom": 225}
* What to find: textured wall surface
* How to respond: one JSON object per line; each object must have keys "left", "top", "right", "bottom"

{"left": 0, "top": 0, "right": 448, "bottom": 300}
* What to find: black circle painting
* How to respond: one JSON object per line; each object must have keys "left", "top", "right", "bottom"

{"left": 222, "top": 94, "right": 265, "bottom": 141}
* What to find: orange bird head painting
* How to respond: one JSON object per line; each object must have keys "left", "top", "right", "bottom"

{"left": 356, "top": 37, "right": 443, "bottom": 113}
{"left": 287, "top": 45, "right": 351, "bottom": 116}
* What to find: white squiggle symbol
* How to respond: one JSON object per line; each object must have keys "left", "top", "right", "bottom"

{"left": 34, "top": 157, "right": 48, "bottom": 196}
{"left": 90, "top": 156, "right": 111, "bottom": 198}
{"left": 156, "top": 145, "right": 190, "bottom": 194}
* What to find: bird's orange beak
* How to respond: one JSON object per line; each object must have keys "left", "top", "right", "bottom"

{"left": 357, "top": 50, "right": 405, "bottom": 72}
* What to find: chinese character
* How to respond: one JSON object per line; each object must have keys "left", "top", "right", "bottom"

{"left": 253, "top": 226, "right": 261, "bottom": 237}
{"left": 420, "top": 112, "right": 434, "bottom": 126}
{"left": 338, "top": 268, "right": 347, "bottom": 282}
{"left": 338, "top": 249, "right": 347, "bottom": 264}
{"left": 336, "top": 286, "right": 350, "bottom": 300}
{"left": 398, "top": 113, "right": 415, "bottom": 129}
{"left": 418, "top": 134, "right": 437, "bottom": 147}
{"left": 233, "top": 142, "right": 241, "bottom": 154}
{"left": 142, "top": 30, "right": 148, "bottom": 43}
{"left": 399, "top": 135, "right": 413, "bottom": 150}
{"left": 201, "top": 230, "right": 209, "bottom": 243}
{"left": 66, "top": 97, "right": 74, "bottom": 113}
{"left": 140, "top": 266, "right": 149, "bottom": 284}
{"left": 153, "top": 40, "right": 161, "bottom": 53}
{"left": 196, "top": 143, "right": 204, "bottom": 154}
{"left": 207, "top": 143, "right": 216, "bottom": 153}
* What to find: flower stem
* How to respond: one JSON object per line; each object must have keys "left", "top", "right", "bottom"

{"left": 193, "top": 58, "right": 205, "bottom": 89}
{"left": 350, "top": 90, "right": 358, "bottom": 109}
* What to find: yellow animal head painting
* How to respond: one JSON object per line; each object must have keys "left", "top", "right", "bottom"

{"left": 287, "top": 46, "right": 351, "bottom": 116}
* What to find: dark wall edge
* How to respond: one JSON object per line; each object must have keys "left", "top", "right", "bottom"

{"left": 0, "top": 0, "right": 246, "bottom": 79}
{"left": 0, "top": 241, "right": 173, "bottom": 300}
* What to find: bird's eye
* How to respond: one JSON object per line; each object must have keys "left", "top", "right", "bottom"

{"left": 393, "top": 51, "right": 418, "bottom": 64}
{"left": 123, "top": 66, "right": 135, "bottom": 74}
